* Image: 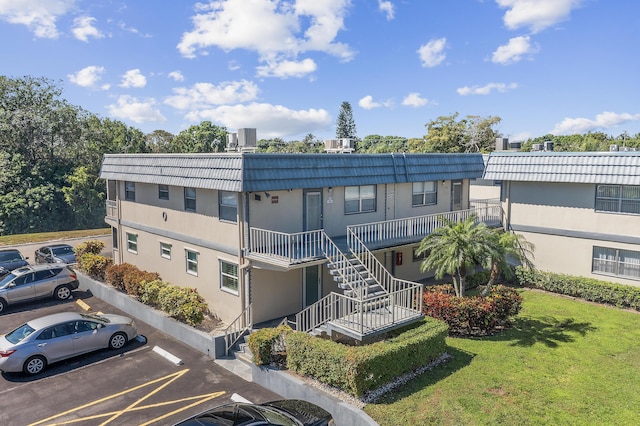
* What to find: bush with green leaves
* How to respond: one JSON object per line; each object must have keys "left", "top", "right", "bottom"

{"left": 247, "top": 325, "right": 293, "bottom": 366}
{"left": 156, "top": 284, "right": 208, "bottom": 325}
{"left": 139, "top": 279, "right": 167, "bottom": 307}
{"left": 77, "top": 253, "right": 113, "bottom": 281}
{"left": 73, "top": 239, "right": 105, "bottom": 257}
{"left": 515, "top": 267, "right": 640, "bottom": 311}
{"left": 124, "top": 270, "right": 160, "bottom": 297}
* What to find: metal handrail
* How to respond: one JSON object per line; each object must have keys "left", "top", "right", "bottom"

{"left": 224, "top": 303, "right": 252, "bottom": 356}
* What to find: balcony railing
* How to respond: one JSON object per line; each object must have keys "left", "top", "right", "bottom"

{"left": 248, "top": 228, "right": 325, "bottom": 264}
{"left": 106, "top": 200, "right": 118, "bottom": 218}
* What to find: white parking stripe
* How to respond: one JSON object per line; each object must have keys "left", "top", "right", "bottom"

{"left": 231, "top": 393, "right": 252, "bottom": 404}
{"left": 152, "top": 346, "right": 183, "bottom": 366}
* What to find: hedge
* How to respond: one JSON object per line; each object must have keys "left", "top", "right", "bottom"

{"left": 285, "top": 317, "right": 449, "bottom": 397}
{"left": 515, "top": 267, "right": 640, "bottom": 311}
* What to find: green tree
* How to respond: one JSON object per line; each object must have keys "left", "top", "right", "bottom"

{"left": 416, "top": 215, "right": 496, "bottom": 296}
{"left": 419, "top": 113, "right": 501, "bottom": 153}
{"left": 146, "top": 129, "right": 175, "bottom": 153}
{"left": 170, "top": 121, "right": 227, "bottom": 153}
{"left": 62, "top": 166, "right": 105, "bottom": 230}
{"left": 481, "top": 230, "right": 535, "bottom": 295}
{"left": 336, "top": 101, "right": 357, "bottom": 140}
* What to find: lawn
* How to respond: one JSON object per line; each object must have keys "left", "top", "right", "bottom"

{"left": 0, "top": 228, "right": 109, "bottom": 246}
{"left": 365, "top": 289, "right": 640, "bottom": 425}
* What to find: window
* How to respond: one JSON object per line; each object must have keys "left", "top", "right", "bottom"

{"left": 345, "top": 185, "right": 376, "bottom": 214}
{"left": 593, "top": 246, "right": 640, "bottom": 279}
{"left": 595, "top": 184, "right": 640, "bottom": 214}
{"left": 126, "top": 233, "right": 138, "bottom": 254}
{"left": 159, "top": 184, "right": 169, "bottom": 200}
{"left": 125, "top": 181, "right": 136, "bottom": 201}
{"left": 184, "top": 187, "right": 196, "bottom": 212}
{"left": 412, "top": 181, "right": 437, "bottom": 206}
{"left": 112, "top": 227, "right": 118, "bottom": 250}
{"left": 160, "top": 242, "right": 172, "bottom": 259}
{"left": 413, "top": 247, "right": 429, "bottom": 262}
{"left": 220, "top": 260, "right": 239, "bottom": 294}
{"left": 219, "top": 191, "right": 238, "bottom": 222}
{"left": 186, "top": 249, "right": 198, "bottom": 275}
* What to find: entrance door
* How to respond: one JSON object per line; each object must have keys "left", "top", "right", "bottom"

{"left": 451, "top": 181, "right": 463, "bottom": 211}
{"left": 303, "top": 265, "right": 321, "bottom": 306}
{"left": 304, "top": 190, "right": 322, "bottom": 231}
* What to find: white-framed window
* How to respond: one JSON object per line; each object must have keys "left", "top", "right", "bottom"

{"left": 595, "top": 185, "right": 640, "bottom": 214}
{"left": 184, "top": 187, "right": 197, "bottom": 212}
{"left": 125, "top": 181, "right": 136, "bottom": 201}
{"left": 219, "top": 191, "right": 238, "bottom": 222}
{"left": 160, "top": 242, "right": 172, "bottom": 259}
{"left": 186, "top": 249, "right": 198, "bottom": 276}
{"left": 126, "top": 233, "right": 138, "bottom": 254}
{"left": 159, "top": 184, "right": 169, "bottom": 200}
{"left": 592, "top": 246, "right": 640, "bottom": 280}
{"left": 220, "top": 260, "right": 239, "bottom": 295}
{"left": 412, "top": 181, "right": 437, "bottom": 206}
{"left": 345, "top": 185, "right": 376, "bottom": 214}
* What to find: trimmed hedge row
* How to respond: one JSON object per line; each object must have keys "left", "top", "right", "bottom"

{"left": 423, "top": 284, "right": 523, "bottom": 336}
{"left": 515, "top": 267, "right": 640, "bottom": 311}
{"left": 246, "top": 325, "right": 292, "bottom": 366}
{"left": 259, "top": 318, "right": 449, "bottom": 397}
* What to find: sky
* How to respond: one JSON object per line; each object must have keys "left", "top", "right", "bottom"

{"left": 1, "top": 0, "right": 639, "bottom": 142}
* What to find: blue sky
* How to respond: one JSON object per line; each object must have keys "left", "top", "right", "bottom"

{"left": 1, "top": 0, "right": 639, "bottom": 142}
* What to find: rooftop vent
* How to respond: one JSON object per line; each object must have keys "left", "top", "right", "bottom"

{"left": 238, "top": 128, "right": 257, "bottom": 147}
{"left": 496, "top": 137, "right": 509, "bottom": 151}
{"left": 610, "top": 144, "right": 619, "bottom": 152}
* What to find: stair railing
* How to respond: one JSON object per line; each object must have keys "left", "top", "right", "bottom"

{"left": 224, "top": 302, "right": 252, "bottom": 356}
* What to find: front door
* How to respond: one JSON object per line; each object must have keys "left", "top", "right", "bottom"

{"left": 303, "top": 265, "right": 321, "bottom": 306}
{"left": 304, "top": 190, "right": 322, "bottom": 231}
{"left": 451, "top": 181, "right": 463, "bottom": 211}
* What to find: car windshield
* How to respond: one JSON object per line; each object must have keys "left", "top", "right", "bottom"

{"left": 244, "top": 405, "right": 297, "bottom": 426}
{"left": 0, "top": 251, "right": 22, "bottom": 262}
{"left": 5, "top": 323, "right": 36, "bottom": 344}
{"left": 52, "top": 246, "right": 74, "bottom": 255}
{"left": 0, "top": 273, "right": 18, "bottom": 287}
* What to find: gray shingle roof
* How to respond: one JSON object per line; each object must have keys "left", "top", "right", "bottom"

{"left": 483, "top": 151, "right": 640, "bottom": 185}
{"left": 100, "top": 152, "right": 485, "bottom": 192}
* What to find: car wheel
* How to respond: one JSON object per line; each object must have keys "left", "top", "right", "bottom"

{"left": 109, "top": 332, "right": 128, "bottom": 350}
{"left": 23, "top": 355, "right": 47, "bottom": 375}
{"left": 54, "top": 285, "right": 72, "bottom": 300}
{"left": 0, "top": 298, "right": 6, "bottom": 314}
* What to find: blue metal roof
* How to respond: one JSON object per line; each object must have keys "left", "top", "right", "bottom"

{"left": 483, "top": 151, "right": 640, "bottom": 185}
{"left": 101, "top": 152, "right": 485, "bottom": 192}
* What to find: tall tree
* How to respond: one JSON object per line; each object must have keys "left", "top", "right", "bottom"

{"left": 418, "top": 113, "right": 501, "bottom": 153}
{"left": 416, "top": 215, "right": 497, "bottom": 296}
{"left": 481, "top": 230, "right": 535, "bottom": 295}
{"left": 336, "top": 101, "right": 357, "bottom": 140}
{"left": 170, "top": 121, "right": 227, "bottom": 153}
{"left": 146, "top": 129, "right": 175, "bottom": 153}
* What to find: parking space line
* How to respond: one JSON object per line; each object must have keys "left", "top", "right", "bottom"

{"left": 152, "top": 345, "right": 183, "bottom": 366}
{"left": 28, "top": 369, "right": 226, "bottom": 426}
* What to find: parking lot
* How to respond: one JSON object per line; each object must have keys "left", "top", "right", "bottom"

{"left": 0, "top": 290, "right": 282, "bottom": 425}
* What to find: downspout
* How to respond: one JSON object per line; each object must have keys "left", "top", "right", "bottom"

{"left": 504, "top": 181, "right": 512, "bottom": 231}
{"left": 238, "top": 192, "right": 251, "bottom": 316}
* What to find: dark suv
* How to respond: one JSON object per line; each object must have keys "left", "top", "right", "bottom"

{"left": 0, "top": 249, "right": 29, "bottom": 278}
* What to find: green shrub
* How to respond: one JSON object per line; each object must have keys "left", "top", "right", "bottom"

{"left": 77, "top": 253, "right": 113, "bottom": 281}
{"left": 285, "top": 318, "right": 449, "bottom": 397}
{"left": 247, "top": 325, "right": 293, "bottom": 366}
{"left": 124, "top": 270, "right": 160, "bottom": 297}
{"left": 139, "top": 279, "right": 167, "bottom": 307}
{"left": 515, "top": 267, "right": 640, "bottom": 311}
{"left": 423, "top": 285, "right": 522, "bottom": 336}
{"left": 466, "top": 270, "right": 491, "bottom": 289}
{"left": 74, "top": 239, "right": 105, "bottom": 257}
{"left": 157, "top": 285, "right": 208, "bottom": 325}
{"left": 104, "top": 263, "right": 138, "bottom": 292}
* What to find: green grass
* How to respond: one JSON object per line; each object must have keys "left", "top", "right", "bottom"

{"left": 365, "top": 289, "right": 640, "bottom": 425}
{"left": 0, "top": 228, "right": 110, "bottom": 246}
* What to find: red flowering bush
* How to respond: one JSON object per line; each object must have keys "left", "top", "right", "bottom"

{"left": 422, "top": 284, "right": 522, "bottom": 336}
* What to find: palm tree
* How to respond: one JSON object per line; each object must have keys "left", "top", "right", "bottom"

{"left": 416, "top": 215, "right": 497, "bottom": 297}
{"left": 481, "top": 231, "right": 535, "bottom": 296}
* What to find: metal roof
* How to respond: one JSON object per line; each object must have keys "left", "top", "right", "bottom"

{"left": 100, "top": 152, "right": 485, "bottom": 192}
{"left": 483, "top": 151, "right": 640, "bottom": 185}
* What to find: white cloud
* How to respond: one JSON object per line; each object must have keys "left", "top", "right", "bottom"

{"left": 0, "top": 0, "right": 75, "bottom": 38}
{"left": 551, "top": 111, "right": 640, "bottom": 135}
{"left": 358, "top": 95, "right": 393, "bottom": 110}
{"left": 68, "top": 65, "right": 108, "bottom": 88}
{"left": 120, "top": 69, "right": 147, "bottom": 88}
{"left": 402, "top": 92, "right": 428, "bottom": 107}
{"left": 168, "top": 71, "right": 185, "bottom": 82}
{"left": 165, "top": 80, "right": 260, "bottom": 110}
{"left": 107, "top": 95, "right": 166, "bottom": 124}
{"left": 492, "top": 35, "right": 538, "bottom": 64}
{"left": 228, "top": 60, "right": 241, "bottom": 71}
{"left": 186, "top": 102, "right": 332, "bottom": 138}
{"left": 177, "top": 0, "right": 354, "bottom": 76}
{"left": 256, "top": 58, "right": 317, "bottom": 78}
{"left": 457, "top": 82, "right": 518, "bottom": 95}
{"left": 496, "top": 0, "right": 582, "bottom": 33}
{"left": 378, "top": 1, "right": 395, "bottom": 20}
{"left": 72, "top": 16, "right": 103, "bottom": 42}
{"left": 417, "top": 37, "right": 447, "bottom": 68}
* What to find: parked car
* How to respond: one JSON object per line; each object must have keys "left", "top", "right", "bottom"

{"left": 0, "top": 311, "right": 137, "bottom": 375}
{"left": 0, "top": 249, "right": 29, "bottom": 277}
{"left": 173, "top": 399, "right": 334, "bottom": 426}
{"left": 0, "top": 264, "right": 79, "bottom": 313}
{"left": 34, "top": 244, "right": 77, "bottom": 265}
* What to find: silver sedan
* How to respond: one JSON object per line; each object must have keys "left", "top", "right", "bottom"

{"left": 0, "top": 311, "right": 137, "bottom": 375}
